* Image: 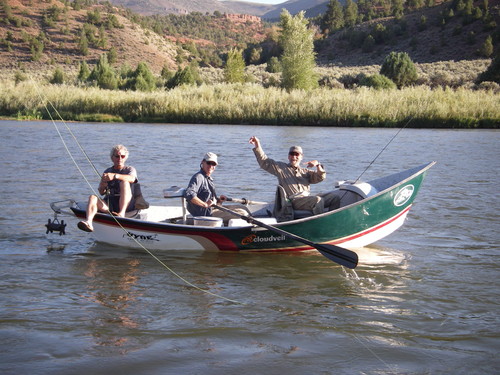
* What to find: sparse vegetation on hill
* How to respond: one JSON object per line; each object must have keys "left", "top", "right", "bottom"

{"left": 314, "top": 0, "right": 499, "bottom": 65}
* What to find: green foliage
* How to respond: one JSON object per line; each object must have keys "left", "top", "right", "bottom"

{"left": 30, "top": 38, "right": 44, "bottom": 61}
{"left": 380, "top": 51, "right": 418, "bottom": 88}
{"left": 417, "top": 15, "right": 427, "bottom": 31}
{"left": 97, "top": 25, "right": 107, "bottom": 48}
{"left": 344, "top": 0, "right": 358, "bottom": 28}
{"left": 78, "top": 61, "right": 90, "bottom": 82}
{"left": 477, "top": 51, "right": 500, "bottom": 83}
{"left": 77, "top": 31, "right": 89, "bottom": 55}
{"left": 126, "top": 62, "right": 156, "bottom": 91}
{"left": 359, "top": 74, "right": 397, "bottom": 89}
{"left": 161, "top": 64, "right": 174, "bottom": 80}
{"left": 14, "top": 70, "right": 27, "bottom": 85}
{"left": 321, "top": 0, "right": 344, "bottom": 34}
{"left": 266, "top": 56, "right": 282, "bottom": 73}
{"left": 105, "top": 14, "right": 121, "bottom": 29}
{"left": 362, "top": 35, "right": 375, "bottom": 53}
{"left": 167, "top": 65, "right": 197, "bottom": 88}
{"left": 50, "top": 67, "right": 65, "bottom": 84}
{"left": 478, "top": 35, "right": 493, "bottom": 57}
{"left": 107, "top": 46, "right": 117, "bottom": 64}
{"left": 88, "top": 54, "right": 118, "bottom": 90}
{"left": 248, "top": 47, "right": 262, "bottom": 65}
{"left": 122, "top": 10, "right": 263, "bottom": 68}
{"left": 86, "top": 8, "right": 101, "bottom": 25}
{"left": 224, "top": 48, "right": 246, "bottom": 84}
{"left": 279, "top": 10, "right": 318, "bottom": 91}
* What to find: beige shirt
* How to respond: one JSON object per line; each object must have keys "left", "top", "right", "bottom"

{"left": 253, "top": 147, "right": 326, "bottom": 198}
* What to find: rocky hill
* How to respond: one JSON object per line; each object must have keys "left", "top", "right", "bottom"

{"left": 0, "top": 0, "right": 266, "bottom": 74}
{"left": 0, "top": 0, "right": 179, "bottom": 73}
{"left": 99, "top": 0, "right": 327, "bottom": 18}
{"left": 318, "top": 1, "right": 499, "bottom": 65}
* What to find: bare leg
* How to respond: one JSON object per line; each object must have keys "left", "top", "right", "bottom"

{"left": 78, "top": 195, "right": 109, "bottom": 232}
{"left": 116, "top": 180, "right": 132, "bottom": 217}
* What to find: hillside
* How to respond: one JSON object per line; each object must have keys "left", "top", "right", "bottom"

{"left": 261, "top": 0, "right": 328, "bottom": 19}
{"left": 0, "top": 0, "right": 179, "bottom": 73}
{"left": 107, "top": 0, "right": 232, "bottom": 16}
{"left": 0, "top": 0, "right": 498, "bottom": 77}
{"left": 317, "top": 1, "right": 500, "bottom": 65}
{"left": 0, "top": 0, "right": 266, "bottom": 74}
{"left": 101, "top": 0, "right": 327, "bottom": 18}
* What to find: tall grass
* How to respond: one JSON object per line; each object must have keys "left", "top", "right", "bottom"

{"left": 1, "top": 79, "right": 498, "bottom": 128}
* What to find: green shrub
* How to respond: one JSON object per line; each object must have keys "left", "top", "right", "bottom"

{"left": 478, "top": 35, "right": 493, "bottom": 57}
{"left": 266, "top": 56, "right": 282, "bottom": 73}
{"left": 359, "top": 74, "right": 396, "bottom": 89}
{"left": 380, "top": 51, "right": 418, "bottom": 88}
{"left": 77, "top": 61, "right": 90, "bottom": 82}
{"left": 167, "top": 66, "right": 196, "bottom": 88}
{"left": 477, "top": 51, "right": 500, "bottom": 84}
{"left": 50, "top": 67, "right": 65, "bottom": 85}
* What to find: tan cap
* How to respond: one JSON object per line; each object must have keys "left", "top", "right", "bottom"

{"left": 289, "top": 146, "right": 303, "bottom": 154}
{"left": 203, "top": 152, "right": 218, "bottom": 165}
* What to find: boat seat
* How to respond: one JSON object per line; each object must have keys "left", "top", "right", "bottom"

{"left": 273, "top": 185, "right": 313, "bottom": 222}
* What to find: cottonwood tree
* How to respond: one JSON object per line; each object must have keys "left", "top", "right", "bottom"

{"left": 279, "top": 10, "right": 318, "bottom": 91}
{"left": 224, "top": 48, "right": 246, "bottom": 83}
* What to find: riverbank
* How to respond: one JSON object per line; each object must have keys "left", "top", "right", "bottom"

{"left": 1, "top": 80, "right": 499, "bottom": 128}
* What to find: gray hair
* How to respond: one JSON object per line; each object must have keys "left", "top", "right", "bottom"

{"left": 110, "top": 144, "right": 129, "bottom": 159}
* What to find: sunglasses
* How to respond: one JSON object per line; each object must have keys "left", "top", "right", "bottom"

{"left": 205, "top": 161, "right": 217, "bottom": 166}
{"left": 113, "top": 154, "right": 126, "bottom": 159}
{"left": 289, "top": 152, "right": 301, "bottom": 157}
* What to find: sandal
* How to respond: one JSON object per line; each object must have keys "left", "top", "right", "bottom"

{"left": 77, "top": 221, "right": 93, "bottom": 232}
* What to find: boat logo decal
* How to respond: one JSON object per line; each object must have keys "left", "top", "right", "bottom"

{"left": 241, "top": 234, "right": 286, "bottom": 245}
{"left": 123, "top": 231, "right": 160, "bottom": 242}
{"left": 394, "top": 185, "right": 414, "bottom": 206}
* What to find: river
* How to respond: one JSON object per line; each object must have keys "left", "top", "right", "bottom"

{"left": 0, "top": 120, "right": 498, "bottom": 374}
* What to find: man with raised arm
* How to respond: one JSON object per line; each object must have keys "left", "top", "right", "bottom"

{"left": 249, "top": 136, "right": 339, "bottom": 215}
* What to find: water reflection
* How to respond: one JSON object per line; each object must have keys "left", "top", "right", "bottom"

{"left": 73, "top": 251, "right": 143, "bottom": 350}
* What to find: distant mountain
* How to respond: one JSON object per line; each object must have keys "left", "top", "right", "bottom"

{"left": 107, "top": 0, "right": 232, "bottom": 16}
{"left": 103, "top": 0, "right": 329, "bottom": 18}
{"left": 222, "top": 1, "right": 275, "bottom": 16}
{"left": 261, "top": 0, "right": 328, "bottom": 19}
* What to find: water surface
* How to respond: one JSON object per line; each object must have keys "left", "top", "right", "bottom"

{"left": 0, "top": 120, "right": 498, "bottom": 374}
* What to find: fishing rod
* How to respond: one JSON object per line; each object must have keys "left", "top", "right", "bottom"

{"left": 30, "top": 78, "right": 243, "bottom": 305}
{"left": 353, "top": 117, "right": 414, "bottom": 183}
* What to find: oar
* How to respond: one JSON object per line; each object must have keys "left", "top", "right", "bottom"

{"left": 214, "top": 205, "right": 358, "bottom": 269}
{"left": 225, "top": 197, "right": 268, "bottom": 205}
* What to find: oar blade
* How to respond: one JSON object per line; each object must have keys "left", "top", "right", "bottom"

{"left": 315, "top": 243, "right": 358, "bottom": 269}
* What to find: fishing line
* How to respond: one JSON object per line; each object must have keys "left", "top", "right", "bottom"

{"left": 334, "top": 119, "right": 415, "bottom": 371}
{"left": 354, "top": 117, "right": 414, "bottom": 183}
{"left": 333, "top": 117, "right": 414, "bottom": 207}
{"left": 30, "top": 80, "right": 397, "bottom": 370}
{"left": 30, "top": 79, "right": 243, "bottom": 305}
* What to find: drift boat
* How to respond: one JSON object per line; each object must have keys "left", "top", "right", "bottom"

{"left": 50, "top": 162, "right": 434, "bottom": 260}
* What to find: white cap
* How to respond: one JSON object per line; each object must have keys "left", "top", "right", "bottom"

{"left": 203, "top": 152, "right": 218, "bottom": 165}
